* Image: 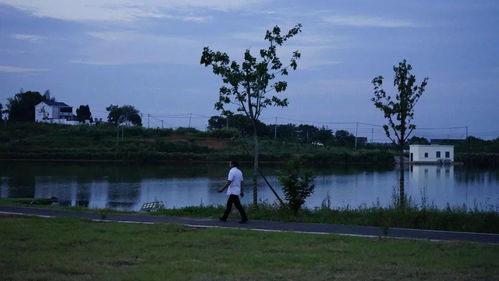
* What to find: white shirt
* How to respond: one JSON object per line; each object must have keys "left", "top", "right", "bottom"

{"left": 226, "top": 167, "right": 244, "bottom": 196}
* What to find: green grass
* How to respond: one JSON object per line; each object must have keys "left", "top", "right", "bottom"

{"left": 2, "top": 198, "right": 498, "bottom": 234}
{"left": 155, "top": 203, "right": 499, "bottom": 234}
{"left": 1, "top": 215, "right": 498, "bottom": 281}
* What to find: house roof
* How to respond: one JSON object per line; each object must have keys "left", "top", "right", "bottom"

{"left": 39, "top": 101, "right": 71, "bottom": 107}
{"left": 409, "top": 144, "right": 454, "bottom": 147}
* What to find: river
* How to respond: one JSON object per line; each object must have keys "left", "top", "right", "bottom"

{"left": 1, "top": 161, "right": 498, "bottom": 212}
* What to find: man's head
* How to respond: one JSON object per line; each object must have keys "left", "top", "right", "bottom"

{"left": 229, "top": 160, "right": 239, "bottom": 168}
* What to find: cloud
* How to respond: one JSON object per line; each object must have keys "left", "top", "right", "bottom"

{"left": 12, "top": 34, "right": 43, "bottom": 42}
{"left": 70, "top": 31, "right": 203, "bottom": 65}
{"left": 323, "top": 14, "right": 419, "bottom": 28}
{"left": 74, "top": 26, "right": 342, "bottom": 69}
{"left": 0, "top": 0, "right": 266, "bottom": 22}
{"left": 0, "top": 65, "right": 50, "bottom": 72}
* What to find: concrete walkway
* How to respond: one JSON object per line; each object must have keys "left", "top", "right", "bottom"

{"left": 1, "top": 206, "right": 498, "bottom": 244}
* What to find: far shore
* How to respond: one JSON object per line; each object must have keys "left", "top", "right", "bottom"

{"left": 0, "top": 158, "right": 395, "bottom": 165}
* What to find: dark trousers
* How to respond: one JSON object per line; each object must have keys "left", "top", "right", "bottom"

{"left": 222, "top": 195, "right": 248, "bottom": 220}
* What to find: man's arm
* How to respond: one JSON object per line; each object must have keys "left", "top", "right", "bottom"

{"left": 218, "top": 180, "right": 232, "bottom": 193}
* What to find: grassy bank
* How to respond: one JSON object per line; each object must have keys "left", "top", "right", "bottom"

{"left": 3, "top": 198, "right": 498, "bottom": 234}
{"left": 156, "top": 204, "right": 499, "bottom": 234}
{"left": 1, "top": 215, "right": 498, "bottom": 281}
{"left": 0, "top": 122, "right": 394, "bottom": 164}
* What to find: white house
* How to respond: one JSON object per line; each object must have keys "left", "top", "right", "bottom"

{"left": 35, "top": 101, "right": 78, "bottom": 125}
{"left": 409, "top": 144, "right": 454, "bottom": 163}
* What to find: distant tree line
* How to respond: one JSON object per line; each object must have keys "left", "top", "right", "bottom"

{"left": 208, "top": 114, "right": 360, "bottom": 147}
{"left": 407, "top": 136, "right": 499, "bottom": 153}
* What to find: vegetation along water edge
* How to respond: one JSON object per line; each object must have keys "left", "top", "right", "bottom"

{"left": 2, "top": 198, "right": 498, "bottom": 234}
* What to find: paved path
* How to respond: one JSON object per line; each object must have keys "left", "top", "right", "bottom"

{"left": 1, "top": 206, "right": 498, "bottom": 244}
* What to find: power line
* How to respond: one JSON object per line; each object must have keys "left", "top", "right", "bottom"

{"left": 85, "top": 107, "right": 497, "bottom": 139}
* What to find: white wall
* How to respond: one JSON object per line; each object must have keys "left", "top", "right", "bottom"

{"left": 409, "top": 145, "right": 454, "bottom": 162}
{"left": 53, "top": 106, "right": 60, "bottom": 119}
{"left": 35, "top": 102, "right": 53, "bottom": 122}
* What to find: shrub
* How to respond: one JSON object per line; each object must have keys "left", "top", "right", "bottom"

{"left": 174, "top": 127, "right": 202, "bottom": 136}
{"left": 206, "top": 128, "right": 241, "bottom": 139}
{"left": 279, "top": 160, "right": 315, "bottom": 214}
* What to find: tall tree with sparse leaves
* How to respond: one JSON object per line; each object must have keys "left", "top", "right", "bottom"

{"left": 200, "top": 24, "right": 302, "bottom": 206}
{"left": 371, "top": 59, "right": 428, "bottom": 207}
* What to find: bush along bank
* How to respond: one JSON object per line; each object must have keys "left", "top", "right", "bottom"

{"left": 2, "top": 196, "right": 497, "bottom": 234}
{"left": 456, "top": 153, "right": 499, "bottom": 168}
{"left": 155, "top": 203, "right": 499, "bottom": 234}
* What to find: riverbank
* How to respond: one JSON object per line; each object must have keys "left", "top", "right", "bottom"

{"left": 154, "top": 204, "right": 499, "bottom": 234}
{"left": 2, "top": 199, "right": 498, "bottom": 234}
{"left": 1, "top": 215, "right": 498, "bottom": 281}
{"left": 0, "top": 122, "right": 394, "bottom": 164}
{"left": 2, "top": 122, "right": 499, "bottom": 166}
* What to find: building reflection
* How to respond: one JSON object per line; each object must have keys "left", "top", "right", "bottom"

{"left": 410, "top": 165, "right": 454, "bottom": 183}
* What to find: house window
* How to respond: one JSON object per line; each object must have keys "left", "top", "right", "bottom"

{"left": 424, "top": 152, "right": 428, "bottom": 158}
{"left": 445, "top": 151, "right": 450, "bottom": 158}
{"left": 436, "top": 151, "right": 441, "bottom": 158}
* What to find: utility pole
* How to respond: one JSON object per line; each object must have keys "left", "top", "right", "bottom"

{"left": 147, "top": 114, "right": 150, "bottom": 128}
{"left": 274, "top": 116, "right": 277, "bottom": 140}
{"left": 161, "top": 120, "right": 164, "bottom": 129}
{"left": 188, "top": 113, "right": 192, "bottom": 128}
{"left": 354, "top": 121, "right": 359, "bottom": 151}
{"left": 371, "top": 128, "right": 374, "bottom": 143}
{"left": 116, "top": 124, "right": 119, "bottom": 147}
{"left": 465, "top": 125, "right": 469, "bottom": 153}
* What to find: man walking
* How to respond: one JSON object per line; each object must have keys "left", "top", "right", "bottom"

{"left": 218, "top": 160, "right": 248, "bottom": 223}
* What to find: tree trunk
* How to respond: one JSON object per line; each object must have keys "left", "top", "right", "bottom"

{"left": 252, "top": 126, "right": 259, "bottom": 207}
{"left": 399, "top": 146, "right": 405, "bottom": 208}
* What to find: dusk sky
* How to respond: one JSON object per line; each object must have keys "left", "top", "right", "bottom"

{"left": 1, "top": 0, "right": 498, "bottom": 141}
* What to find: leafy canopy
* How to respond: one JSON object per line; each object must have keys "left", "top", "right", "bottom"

{"left": 7, "top": 91, "right": 51, "bottom": 122}
{"left": 106, "top": 105, "right": 142, "bottom": 126}
{"left": 76, "top": 105, "right": 92, "bottom": 122}
{"left": 200, "top": 24, "right": 302, "bottom": 122}
{"left": 279, "top": 160, "right": 315, "bottom": 214}
{"left": 372, "top": 60, "right": 429, "bottom": 145}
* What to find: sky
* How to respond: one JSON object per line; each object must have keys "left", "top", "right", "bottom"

{"left": 0, "top": 0, "right": 498, "bottom": 141}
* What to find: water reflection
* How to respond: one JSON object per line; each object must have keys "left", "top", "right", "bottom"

{"left": 408, "top": 165, "right": 498, "bottom": 211}
{"left": 0, "top": 162, "right": 497, "bottom": 211}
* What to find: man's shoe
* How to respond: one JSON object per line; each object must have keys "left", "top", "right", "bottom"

{"left": 219, "top": 217, "right": 227, "bottom": 222}
{"left": 239, "top": 219, "right": 248, "bottom": 224}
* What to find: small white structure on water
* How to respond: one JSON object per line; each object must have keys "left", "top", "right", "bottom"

{"left": 409, "top": 144, "right": 454, "bottom": 163}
